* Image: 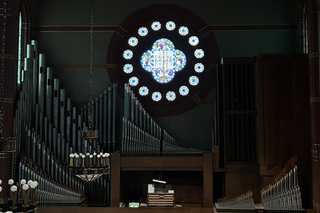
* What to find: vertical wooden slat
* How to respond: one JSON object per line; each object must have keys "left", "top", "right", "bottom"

{"left": 203, "top": 152, "right": 213, "bottom": 208}
{"left": 110, "top": 153, "right": 120, "bottom": 207}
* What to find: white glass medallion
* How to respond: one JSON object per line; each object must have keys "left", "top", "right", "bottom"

{"left": 194, "top": 49, "right": 204, "bottom": 58}
{"left": 179, "top": 86, "right": 189, "bottom": 96}
{"left": 129, "top": 76, "right": 139, "bottom": 87}
{"left": 179, "top": 26, "right": 189, "bottom": 36}
{"left": 166, "top": 91, "right": 176, "bottom": 101}
{"left": 128, "top": 37, "right": 138, "bottom": 47}
{"left": 123, "top": 50, "right": 133, "bottom": 59}
{"left": 194, "top": 63, "right": 204, "bottom": 73}
{"left": 139, "top": 86, "right": 149, "bottom": 96}
{"left": 152, "top": 92, "right": 162, "bottom": 101}
{"left": 189, "top": 36, "right": 199, "bottom": 46}
{"left": 123, "top": 64, "right": 133, "bottom": 74}
{"left": 151, "top": 21, "right": 161, "bottom": 31}
{"left": 166, "top": 21, "right": 176, "bottom": 31}
{"left": 138, "top": 27, "right": 148, "bottom": 36}
{"left": 189, "top": 76, "right": 199, "bottom": 86}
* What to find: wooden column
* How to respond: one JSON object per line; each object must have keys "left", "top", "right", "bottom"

{"left": 110, "top": 153, "right": 121, "bottom": 207}
{"left": 0, "top": 0, "right": 18, "bottom": 201}
{"left": 203, "top": 152, "right": 213, "bottom": 208}
{"left": 307, "top": 0, "right": 320, "bottom": 211}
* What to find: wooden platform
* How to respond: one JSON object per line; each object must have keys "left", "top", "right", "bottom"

{"left": 36, "top": 206, "right": 214, "bottom": 213}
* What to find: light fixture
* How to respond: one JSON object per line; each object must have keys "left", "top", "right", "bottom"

{"left": 69, "top": 0, "right": 109, "bottom": 182}
{"left": 0, "top": 179, "right": 38, "bottom": 212}
{"left": 152, "top": 179, "right": 166, "bottom": 184}
{"left": 69, "top": 152, "right": 110, "bottom": 182}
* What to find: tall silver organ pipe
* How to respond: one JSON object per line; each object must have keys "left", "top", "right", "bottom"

{"left": 122, "top": 83, "right": 203, "bottom": 157}
{"left": 13, "top": 40, "right": 118, "bottom": 206}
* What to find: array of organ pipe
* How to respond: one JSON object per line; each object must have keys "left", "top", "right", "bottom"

{"left": 13, "top": 40, "right": 117, "bottom": 206}
{"left": 122, "top": 84, "right": 202, "bottom": 156}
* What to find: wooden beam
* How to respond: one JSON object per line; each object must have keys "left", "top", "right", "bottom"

{"left": 120, "top": 156, "right": 203, "bottom": 171}
{"left": 203, "top": 153, "right": 213, "bottom": 208}
{"left": 110, "top": 153, "right": 121, "bottom": 207}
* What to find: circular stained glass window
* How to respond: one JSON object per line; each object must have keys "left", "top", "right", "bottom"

{"left": 166, "top": 91, "right": 176, "bottom": 101}
{"left": 141, "top": 38, "right": 187, "bottom": 84}
{"left": 194, "top": 63, "right": 204, "bottom": 73}
{"left": 189, "top": 76, "right": 199, "bottom": 86}
{"left": 179, "top": 86, "right": 189, "bottom": 96}
{"left": 179, "top": 26, "right": 189, "bottom": 36}
{"left": 128, "top": 37, "right": 138, "bottom": 47}
{"left": 189, "top": 36, "right": 199, "bottom": 46}
{"left": 139, "top": 86, "right": 149, "bottom": 96}
{"left": 129, "top": 76, "right": 139, "bottom": 86}
{"left": 166, "top": 21, "right": 176, "bottom": 31}
{"left": 123, "top": 50, "right": 133, "bottom": 59}
{"left": 152, "top": 92, "right": 162, "bottom": 101}
{"left": 151, "top": 21, "right": 161, "bottom": 31}
{"left": 138, "top": 27, "right": 148, "bottom": 36}
{"left": 194, "top": 49, "right": 204, "bottom": 58}
{"left": 108, "top": 6, "right": 220, "bottom": 116}
{"left": 123, "top": 64, "right": 133, "bottom": 73}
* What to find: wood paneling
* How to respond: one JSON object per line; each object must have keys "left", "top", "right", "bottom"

{"left": 225, "top": 163, "right": 260, "bottom": 203}
{"left": 36, "top": 206, "right": 214, "bottom": 213}
{"left": 111, "top": 153, "right": 121, "bottom": 207}
{"left": 257, "top": 54, "right": 310, "bottom": 166}
{"left": 120, "top": 156, "right": 203, "bottom": 171}
{"left": 203, "top": 153, "right": 213, "bottom": 207}
{"left": 257, "top": 54, "right": 312, "bottom": 208}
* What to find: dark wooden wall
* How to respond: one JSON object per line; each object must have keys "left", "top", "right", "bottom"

{"left": 257, "top": 54, "right": 312, "bottom": 208}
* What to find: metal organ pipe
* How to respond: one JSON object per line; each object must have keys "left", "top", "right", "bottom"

{"left": 13, "top": 41, "right": 118, "bottom": 206}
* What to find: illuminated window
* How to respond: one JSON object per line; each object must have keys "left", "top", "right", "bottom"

{"left": 179, "top": 86, "right": 189, "bottom": 96}
{"left": 140, "top": 38, "right": 186, "bottom": 84}
{"left": 139, "top": 86, "right": 149, "bottom": 96}
{"left": 151, "top": 21, "right": 161, "bottom": 31}
{"left": 179, "top": 26, "right": 189, "bottom": 36}
{"left": 166, "top": 91, "right": 176, "bottom": 101}
{"left": 108, "top": 5, "right": 220, "bottom": 116}
{"left": 166, "top": 21, "right": 176, "bottom": 31}
{"left": 17, "top": 12, "right": 22, "bottom": 84}
{"left": 128, "top": 37, "right": 138, "bottom": 47}
{"left": 189, "top": 36, "right": 199, "bottom": 46}
{"left": 129, "top": 76, "right": 138, "bottom": 87}
{"left": 123, "top": 64, "right": 133, "bottom": 74}
{"left": 194, "top": 63, "right": 204, "bottom": 73}
{"left": 152, "top": 92, "right": 162, "bottom": 101}
{"left": 120, "top": 21, "right": 207, "bottom": 103}
{"left": 138, "top": 27, "right": 148, "bottom": 36}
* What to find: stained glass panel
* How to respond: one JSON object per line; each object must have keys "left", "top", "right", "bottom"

{"left": 166, "top": 21, "right": 176, "bottom": 31}
{"left": 194, "top": 63, "right": 204, "bottom": 73}
{"left": 129, "top": 76, "right": 139, "bottom": 86}
{"left": 138, "top": 27, "right": 148, "bottom": 36}
{"left": 17, "top": 12, "right": 22, "bottom": 84}
{"left": 189, "top": 76, "right": 199, "bottom": 86}
{"left": 189, "top": 36, "right": 199, "bottom": 46}
{"left": 166, "top": 91, "right": 176, "bottom": 101}
{"left": 128, "top": 37, "right": 138, "bottom": 47}
{"left": 179, "top": 26, "right": 189, "bottom": 36}
{"left": 151, "top": 21, "right": 161, "bottom": 31}
{"left": 140, "top": 38, "right": 186, "bottom": 83}
{"left": 123, "top": 64, "right": 133, "bottom": 74}
{"left": 139, "top": 86, "right": 149, "bottom": 96}
{"left": 152, "top": 92, "right": 162, "bottom": 101}
{"left": 179, "top": 86, "right": 189, "bottom": 96}
{"left": 194, "top": 49, "right": 204, "bottom": 58}
{"left": 123, "top": 50, "right": 133, "bottom": 59}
